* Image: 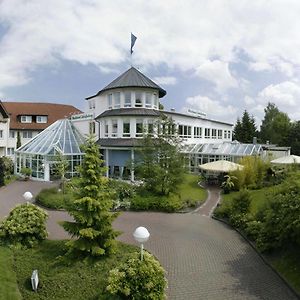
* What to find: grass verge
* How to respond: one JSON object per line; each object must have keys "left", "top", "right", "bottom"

{"left": 13, "top": 240, "right": 137, "bottom": 300}
{"left": 0, "top": 246, "right": 22, "bottom": 300}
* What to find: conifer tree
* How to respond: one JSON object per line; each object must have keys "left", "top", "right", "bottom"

{"left": 16, "top": 131, "right": 21, "bottom": 149}
{"left": 61, "top": 136, "right": 119, "bottom": 257}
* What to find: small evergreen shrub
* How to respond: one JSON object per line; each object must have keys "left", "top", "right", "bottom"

{"left": 106, "top": 251, "right": 167, "bottom": 299}
{"left": 20, "top": 167, "right": 32, "bottom": 179}
{"left": 0, "top": 203, "right": 48, "bottom": 247}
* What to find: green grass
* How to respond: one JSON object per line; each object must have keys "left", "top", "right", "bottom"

{"left": 0, "top": 246, "right": 22, "bottom": 300}
{"left": 12, "top": 240, "right": 137, "bottom": 300}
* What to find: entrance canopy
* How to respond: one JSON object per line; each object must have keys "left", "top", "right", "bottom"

{"left": 199, "top": 160, "right": 244, "bottom": 173}
{"left": 271, "top": 155, "right": 300, "bottom": 164}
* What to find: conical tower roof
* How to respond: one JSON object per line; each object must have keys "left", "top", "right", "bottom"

{"left": 86, "top": 67, "right": 166, "bottom": 99}
{"left": 16, "top": 119, "right": 85, "bottom": 155}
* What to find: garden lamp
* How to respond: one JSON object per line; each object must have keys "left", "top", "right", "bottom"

{"left": 133, "top": 226, "right": 150, "bottom": 261}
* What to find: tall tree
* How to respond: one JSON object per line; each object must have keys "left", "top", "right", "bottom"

{"left": 16, "top": 131, "right": 21, "bottom": 149}
{"left": 260, "top": 103, "right": 291, "bottom": 145}
{"left": 61, "top": 136, "right": 119, "bottom": 257}
{"left": 288, "top": 121, "right": 300, "bottom": 155}
{"left": 233, "top": 110, "right": 257, "bottom": 143}
{"left": 137, "top": 116, "right": 185, "bottom": 195}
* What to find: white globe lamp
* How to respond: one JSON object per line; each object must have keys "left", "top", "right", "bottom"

{"left": 23, "top": 191, "right": 33, "bottom": 202}
{"left": 133, "top": 226, "right": 150, "bottom": 261}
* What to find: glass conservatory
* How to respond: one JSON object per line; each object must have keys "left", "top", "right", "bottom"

{"left": 15, "top": 119, "right": 85, "bottom": 181}
{"left": 181, "top": 141, "right": 263, "bottom": 172}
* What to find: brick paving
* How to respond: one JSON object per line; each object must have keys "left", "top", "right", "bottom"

{"left": 0, "top": 181, "right": 298, "bottom": 299}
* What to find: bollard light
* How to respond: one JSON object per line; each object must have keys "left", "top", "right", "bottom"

{"left": 23, "top": 191, "right": 33, "bottom": 202}
{"left": 133, "top": 226, "right": 150, "bottom": 261}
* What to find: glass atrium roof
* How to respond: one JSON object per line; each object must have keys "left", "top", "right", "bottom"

{"left": 181, "top": 142, "right": 262, "bottom": 156}
{"left": 16, "top": 119, "right": 85, "bottom": 155}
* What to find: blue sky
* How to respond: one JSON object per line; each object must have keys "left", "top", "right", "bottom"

{"left": 1, "top": 0, "right": 300, "bottom": 126}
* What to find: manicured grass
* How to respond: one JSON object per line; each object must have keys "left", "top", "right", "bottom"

{"left": 0, "top": 246, "right": 22, "bottom": 300}
{"left": 12, "top": 240, "right": 137, "bottom": 300}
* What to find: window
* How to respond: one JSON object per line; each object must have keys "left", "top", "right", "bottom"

{"left": 153, "top": 93, "right": 158, "bottom": 108}
{"left": 212, "top": 129, "right": 217, "bottom": 139}
{"left": 104, "top": 121, "right": 109, "bottom": 137}
{"left": 112, "top": 120, "right": 118, "bottom": 137}
{"left": 114, "top": 92, "right": 121, "bottom": 108}
{"left": 108, "top": 94, "right": 113, "bottom": 109}
{"left": 89, "top": 100, "right": 95, "bottom": 109}
{"left": 89, "top": 121, "right": 95, "bottom": 134}
{"left": 9, "top": 130, "right": 15, "bottom": 138}
{"left": 178, "top": 125, "right": 191, "bottom": 138}
{"left": 145, "top": 93, "right": 152, "bottom": 107}
{"left": 227, "top": 130, "right": 231, "bottom": 139}
{"left": 224, "top": 130, "right": 227, "bottom": 139}
{"left": 205, "top": 128, "right": 211, "bottom": 138}
{"left": 124, "top": 92, "right": 131, "bottom": 107}
{"left": 23, "top": 131, "right": 32, "bottom": 139}
{"left": 21, "top": 115, "right": 32, "bottom": 123}
{"left": 7, "top": 148, "right": 14, "bottom": 155}
{"left": 194, "top": 127, "right": 202, "bottom": 138}
{"left": 0, "top": 130, "right": 3, "bottom": 139}
{"left": 148, "top": 121, "right": 154, "bottom": 135}
{"left": 36, "top": 116, "right": 47, "bottom": 123}
{"left": 136, "top": 119, "right": 143, "bottom": 137}
{"left": 123, "top": 120, "right": 130, "bottom": 137}
{"left": 135, "top": 92, "right": 143, "bottom": 107}
{"left": 218, "top": 129, "right": 222, "bottom": 139}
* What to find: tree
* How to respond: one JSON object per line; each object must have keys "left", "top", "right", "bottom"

{"left": 260, "top": 103, "right": 291, "bottom": 145}
{"left": 61, "top": 136, "right": 119, "bottom": 257}
{"left": 233, "top": 110, "right": 257, "bottom": 143}
{"left": 16, "top": 131, "right": 21, "bottom": 149}
{"left": 288, "top": 121, "right": 300, "bottom": 155}
{"left": 137, "top": 116, "right": 185, "bottom": 195}
{"left": 52, "top": 151, "right": 69, "bottom": 194}
{"left": 0, "top": 158, "right": 5, "bottom": 187}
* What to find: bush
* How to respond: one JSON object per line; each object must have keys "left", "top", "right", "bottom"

{"left": 35, "top": 187, "right": 74, "bottom": 210}
{"left": 0, "top": 203, "right": 48, "bottom": 247}
{"left": 20, "top": 167, "right": 32, "bottom": 179}
{"left": 107, "top": 251, "right": 167, "bottom": 299}
{"left": 131, "top": 191, "right": 182, "bottom": 212}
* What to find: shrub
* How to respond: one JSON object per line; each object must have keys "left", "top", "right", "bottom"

{"left": 20, "top": 167, "right": 32, "bottom": 179}
{"left": 0, "top": 203, "right": 48, "bottom": 247}
{"left": 106, "top": 251, "right": 167, "bottom": 299}
{"left": 35, "top": 187, "right": 74, "bottom": 209}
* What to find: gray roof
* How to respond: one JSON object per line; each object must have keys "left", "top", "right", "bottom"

{"left": 97, "top": 138, "right": 143, "bottom": 148}
{"left": 86, "top": 67, "right": 167, "bottom": 99}
{"left": 96, "top": 108, "right": 162, "bottom": 119}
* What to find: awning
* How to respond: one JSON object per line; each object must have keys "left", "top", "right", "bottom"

{"left": 271, "top": 155, "right": 300, "bottom": 164}
{"left": 199, "top": 160, "right": 244, "bottom": 172}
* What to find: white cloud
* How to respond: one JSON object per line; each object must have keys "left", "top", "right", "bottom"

{"left": 195, "top": 60, "right": 238, "bottom": 92}
{"left": 183, "top": 95, "right": 237, "bottom": 120}
{"left": 244, "top": 96, "right": 255, "bottom": 106}
{"left": 153, "top": 76, "right": 177, "bottom": 85}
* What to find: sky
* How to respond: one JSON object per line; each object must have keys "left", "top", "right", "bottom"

{"left": 1, "top": 0, "right": 300, "bottom": 126}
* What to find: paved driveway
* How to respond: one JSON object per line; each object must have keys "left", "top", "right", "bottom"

{"left": 0, "top": 181, "right": 298, "bottom": 299}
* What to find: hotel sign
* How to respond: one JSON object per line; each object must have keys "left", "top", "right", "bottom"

{"left": 71, "top": 113, "right": 94, "bottom": 121}
{"left": 187, "top": 109, "right": 207, "bottom": 118}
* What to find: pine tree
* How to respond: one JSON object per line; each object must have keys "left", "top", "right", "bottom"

{"left": 0, "top": 157, "right": 5, "bottom": 187}
{"left": 61, "top": 136, "right": 119, "bottom": 257}
{"left": 233, "top": 111, "right": 257, "bottom": 143}
{"left": 16, "top": 131, "right": 21, "bottom": 149}
{"left": 233, "top": 118, "right": 243, "bottom": 141}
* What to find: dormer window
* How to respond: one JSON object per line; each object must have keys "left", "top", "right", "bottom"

{"left": 21, "top": 116, "right": 32, "bottom": 123}
{"left": 114, "top": 92, "right": 121, "bottom": 108}
{"left": 36, "top": 116, "right": 47, "bottom": 123}
{"left": 108, "top": 94, "right": 113, "bottom": 109}
{"left": 135, "top": 92, "right": 142, "bottom": 107}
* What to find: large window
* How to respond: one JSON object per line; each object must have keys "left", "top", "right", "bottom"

{"left": 135, "top": 92, "right": 143, "bottom": 107}
{"left": 23, "top": 131, "right": 32, "bottom": 139}
{"left": 0, "top": 130, "right": 3, "bottom": 139}
{"left": 212, "top": 129, "right": 217, "bottom": 139}
{"left": 89, "top": 121, "right": 95, "bottom": 134}
{"left": 36, "top": 116, "right": 47, "bottom": 123}
{"left": 21, "top": 116, "right": 32, "bottom": 123}
{"left": 148, "top": 120, "right": 154, "bottom": 135}
{"left": 136, "top": 119, "right": 143, "bottom": 137}
{"left": 153, "top": 93, "right": 158, "bottom": 108}
{"left": 178, "top": 125, "right": 191, "bottom": 138}
{"left": 112, "top": 120, "right": 118, "bottom": 137}
{"left": 194, "top": 127, "right": 202, "bottom": 138}
{"left": 218, "top": 129, "right": 222, "bottom": 139}
{"left": 7, "top": 148, "right": 14, "bottom": 155}
{"left": 124, "top": 92, "right": 131, "bottom": 107}
{"left": 114, "top": 92, "right": 121, "bottom": 108}
{"left": 104, "top": 121, "right": 109, "bottom": 137}
{"left": 145, "top": 93, "right": 152, "bottom": 107}
{"left": 123, "top": 120, "right": 130, "bottom": 137}
{"left": 108, "top": 94, "right": 113, "bottom": 109}
{"left": 205, "top": 128, "right": 211, "bottom": 139}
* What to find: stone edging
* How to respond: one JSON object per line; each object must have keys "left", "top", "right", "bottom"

{"left": 212, "top": 215, "right": 300, "bottom": 300}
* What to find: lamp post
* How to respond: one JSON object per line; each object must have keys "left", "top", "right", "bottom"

{"left": 133, "top": 226, "right": 150, "bottom": 261}
{"left": 23, "top": 191, "right": 33, "bottom": 203}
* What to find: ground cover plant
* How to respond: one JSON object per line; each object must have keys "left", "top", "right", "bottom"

{"left": 11, "top": 240, "right": 137, "bottom": 300}
{"left": 215, "top": 171, "right": 300, "bottom": 293}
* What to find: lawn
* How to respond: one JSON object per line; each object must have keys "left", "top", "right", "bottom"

{"left": 0, "top": 246, "right": 21, "bottom": 300}
{"left": 11, "top": 240, "right": 137, "bottom": 300}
